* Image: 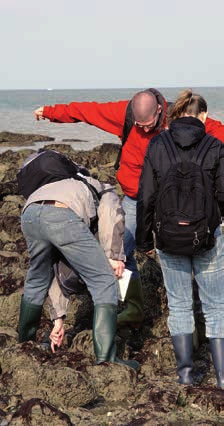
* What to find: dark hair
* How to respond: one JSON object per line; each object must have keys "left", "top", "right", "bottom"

{"left": 167, "top": 89, "right": 207, "bottom": 125}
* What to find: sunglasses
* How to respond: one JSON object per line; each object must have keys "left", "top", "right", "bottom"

{"left": 134, "top": 111, "right": 160, "bottom": 129}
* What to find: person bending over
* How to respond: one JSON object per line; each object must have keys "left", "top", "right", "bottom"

{"left": 19, "top": 168, "right": 138, "bottom": 369}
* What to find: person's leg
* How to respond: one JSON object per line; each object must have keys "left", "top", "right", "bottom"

{"left": 158, "top": 250, "right": 194, "bottom": 335}
{"left": 117, "top": 196, "right": 144, "bottom": 327}
{"left": 193, "top": 231, "right": 224, "bottom": 388}
{"left": 19, "top": 204, "right": 56, "bottom": 342}
{"left": 158, "top": 250, "right": 194, "bottom": 384}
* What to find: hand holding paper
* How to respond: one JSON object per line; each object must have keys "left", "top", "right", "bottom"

{"left": 117, "top": 269, "right": 132, "bottom": 301}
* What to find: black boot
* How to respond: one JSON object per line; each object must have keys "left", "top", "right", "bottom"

{"left": 209, "top": 338, "right": 224, "bottom": 388}
{"left": 93, "top": 303, "right": 139, "bottom": 370}
{"left": 18, "top": 296, "right": 43, "bottom": 343}
{"left": 171, "top": 334, "right": 194, "bottom": 385}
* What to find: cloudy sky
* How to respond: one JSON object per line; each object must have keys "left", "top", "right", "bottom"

{"left": 1, "top": 0, "right": 224, "bottom": 89}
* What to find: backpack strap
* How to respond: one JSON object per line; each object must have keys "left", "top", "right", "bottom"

{"left": 192, "top": 134, "right": 217, "bottom": 165}
{"left": 121, "top": 100, "right": 133, "bottom": 146}
{"left": 99, "top": 187, "right": 115, "bottom": 197}
{"left": 75, "top": 174, "right": 101, "bottom": 208}
{"left": 74, "top": 175, "right": 100, "bottom": 234}
{"left": 114, "top": 101, "right": 133, "bottom": 170}
{"left": 160, "top": 130, "right": 181, "bottom": 164}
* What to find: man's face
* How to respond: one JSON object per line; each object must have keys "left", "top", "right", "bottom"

{"left": 134, "top": 105, "right": 162, "bottom": 133}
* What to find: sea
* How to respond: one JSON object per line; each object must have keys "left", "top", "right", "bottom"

{"left": 1, "top": 87, "right": 224, "bottom": 153}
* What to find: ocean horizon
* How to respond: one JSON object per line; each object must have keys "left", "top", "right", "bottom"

{"left": 1, "top": 87, "right": 224, "bottom": 152}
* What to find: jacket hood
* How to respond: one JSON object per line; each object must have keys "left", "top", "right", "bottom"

{"left": 169, "top": 116, "right": 206, "bottom": 149}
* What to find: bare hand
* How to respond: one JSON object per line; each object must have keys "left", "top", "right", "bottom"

{"left": 34, "top": 106, "right": 45, "bottom": 121}
{"left": 109, "top": 259, "right": 125, "bottom": 278}
{"left": 50, "top": 318, "right": 64, "bottom": 353}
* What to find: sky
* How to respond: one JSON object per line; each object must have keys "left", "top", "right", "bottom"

{"left": 1, "top": 0, "right": 224, "bottom": 89}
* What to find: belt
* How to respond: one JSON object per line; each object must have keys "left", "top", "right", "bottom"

{"left": 34, "top": 200, "right": 68, "bottom": 208}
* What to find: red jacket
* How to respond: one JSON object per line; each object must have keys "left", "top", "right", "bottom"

{"left": 43, "top": 100, "right": 224, "bottom": 199}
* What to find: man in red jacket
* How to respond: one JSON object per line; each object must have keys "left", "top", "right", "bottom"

{"left": 34, "top": 88, "right": 224, "bottom": 329}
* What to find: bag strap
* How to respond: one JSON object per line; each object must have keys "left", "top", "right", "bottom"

{"left": 75, "top": 174, "right": 101, "bottom": 209}
{"left": 192, "top": 134, "right": 217, "bottom": 165}
{"left": 121, "top": 100, "right": 133, "bottom": 146}
{"left": 160, "top": 130, "right": 181, "bottom": 164}
{"left": 114, "top": 101, "right": 133, "bottom": 170}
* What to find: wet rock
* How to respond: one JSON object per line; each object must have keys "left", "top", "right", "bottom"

{"left": 0, "top": 327, "right": 18, "bottom": 348}
{"left": 86, "top": 363, "right": 138, "bottom": 402}
{"left": 10, "top": 399, "right": 73, "bottom": 426}
{"left": 0, "top": 292, "right": 21, "bottom": 327}
{"left": 0, "top": 343, "right": 96, "bottom": 409}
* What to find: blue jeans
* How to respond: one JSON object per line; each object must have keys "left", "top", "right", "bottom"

{"left": 122, "top": 196, "right": 139, "bottom": 279}
{"left": 157, "top": 229, "right": 224, "bottom": 338}
{"left": 21, "top": 203, "right": 118, "bottom": 306}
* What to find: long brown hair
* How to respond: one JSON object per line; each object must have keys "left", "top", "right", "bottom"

{"left": 167, "top": 89, "right": 207, "bottom": 125}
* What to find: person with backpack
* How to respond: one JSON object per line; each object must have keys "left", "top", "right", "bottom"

{"left": 136, "top": 89, "right": 224, "bottom": 387}
{"left": 18, "top": 159, "right": 139, "bottom": 369}
{"left": 34, "top": 89, "right": 224, "bottom": 329}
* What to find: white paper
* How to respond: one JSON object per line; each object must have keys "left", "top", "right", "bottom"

{"left": 117, "top": 269, "right": 132, "bottom": 301}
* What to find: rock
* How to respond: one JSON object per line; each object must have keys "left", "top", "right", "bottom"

{"left": 0, "top": 327, "right": 18, "bottom": 348}
{"left": 0, "top": 131, "right": 54, "bottom": 146}
{"left": 9, "top": 399, "right": 73, "bottom": 426}
{"left": 0, "top": 292, "right": 21, "bottom": 327}
{"left": 85, "top": 363, "right": 137, "bottom": 401}
{"left": 0, "top": 343, "right": 96, "bottom": 409}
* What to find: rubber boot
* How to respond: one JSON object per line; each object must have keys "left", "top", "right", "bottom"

{"left": 117, "top": 277, "right": 144, "bottom": 328}
{"left": 93, "top": 303, "right": 139, "bottom": 370}
{"left": 209, "top": 338, "right": 224, "bottom": 388}
{"left": 171, "top": 334, "right": 194, "bottom": 385}
{"left": 18, "top": 296, "right": 43, "bottom": 343}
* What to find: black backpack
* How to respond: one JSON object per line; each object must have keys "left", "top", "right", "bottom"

{"left": 17, "top": 148, "right": 100, "bottom": 201}
{"left": 153, "top": 131, "right": 221, "bottom": 255}
{"left": 17, "top": 149, "right": 101, "bottom": 234}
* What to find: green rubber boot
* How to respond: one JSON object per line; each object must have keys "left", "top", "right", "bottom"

{"left": 93, "top": 303, "right": 139, "bottom": 370}
{"left": 18, "top": 296, "right": 43, "bottom": 343}
{"left": 117, "top": 277, "right": 144, "bottom": 328}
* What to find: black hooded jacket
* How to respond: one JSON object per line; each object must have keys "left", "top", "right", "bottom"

{"left": 136, "top": 116, "right": 224, "bottom": 252}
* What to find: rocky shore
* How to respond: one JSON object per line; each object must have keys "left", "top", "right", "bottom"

{"left": 0, "top": 132, "right": 224, "bottom": 425}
